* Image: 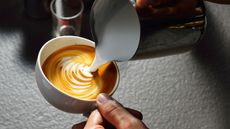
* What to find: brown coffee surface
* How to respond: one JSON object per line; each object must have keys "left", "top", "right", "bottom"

{"left": 42, "top": 45, "right": 117, "bottom": 100}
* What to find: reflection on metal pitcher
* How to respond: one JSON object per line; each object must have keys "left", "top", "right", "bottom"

{"left": 133, "top": 0, "right": 206, "bottom": 59}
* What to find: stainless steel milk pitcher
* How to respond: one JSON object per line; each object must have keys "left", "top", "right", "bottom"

{"left": 90, "top": 0, "right": 206, "bottom": 60}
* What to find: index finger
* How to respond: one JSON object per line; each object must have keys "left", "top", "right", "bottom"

{"left": 84, "top": 110, "right": 105, "bottom": 129}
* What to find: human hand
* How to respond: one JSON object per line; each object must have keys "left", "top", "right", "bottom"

{"left": 135, "top": 0, "right": 202, "bottom": 20}
{"left": 72, "top": 93, "right": 148, "bottom": 129}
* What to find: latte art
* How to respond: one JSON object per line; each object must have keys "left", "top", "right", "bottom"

{"left": 42, "top": 45, "right": 117, "bottom": 100}
{"left": 59, "top": 61, "right": 97, "bottom": 97}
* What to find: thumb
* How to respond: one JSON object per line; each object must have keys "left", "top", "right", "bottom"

{"left": 96, "top": 94, "right": 145, "bottom": 129}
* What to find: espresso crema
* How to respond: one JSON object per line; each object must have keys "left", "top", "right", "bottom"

{"left": 42, "top": 45, "right": 117, "bottom": 100}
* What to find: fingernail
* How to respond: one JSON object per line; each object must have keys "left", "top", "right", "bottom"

{"left": 97, "top": 93, "right": 111, "bottom": 104}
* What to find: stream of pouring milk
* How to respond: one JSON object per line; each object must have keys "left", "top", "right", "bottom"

{"left": 89, "top": 51, "right": 108, "bottom": 72}
{"left": 88, "top": 0, "right": 140, "bottom": 72}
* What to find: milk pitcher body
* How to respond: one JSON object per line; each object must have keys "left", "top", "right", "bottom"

{"left": 90, "top": 0, "right": 206, "bottom": 60}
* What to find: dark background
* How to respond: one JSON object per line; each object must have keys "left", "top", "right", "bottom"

{"left": 0, "top": 1, "right": 229, "bottom": 129}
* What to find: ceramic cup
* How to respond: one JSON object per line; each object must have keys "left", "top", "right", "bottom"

{"left": 35, "top": 36, "right": 119, "bottom": 113}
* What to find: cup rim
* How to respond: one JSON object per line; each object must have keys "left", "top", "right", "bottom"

{"left": 50, "top": 0, "right": 84, "bottom": 20}
{"left": 37, "top": 36, "right": 120, "bottom": 102}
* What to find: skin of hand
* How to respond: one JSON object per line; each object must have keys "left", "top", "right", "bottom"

{"left": 72, "top": 94, "right": 148, "bottom": 129}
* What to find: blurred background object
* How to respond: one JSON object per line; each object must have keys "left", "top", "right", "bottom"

{"left": 24, "top": 0, "right": 52, "bottom": 19}
{"left": 50, "top": 0, "right": 84, "bottom": 36}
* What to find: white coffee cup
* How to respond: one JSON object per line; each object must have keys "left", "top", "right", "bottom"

{"left": 35, "top": 36, "right": 119, "bottom": 113}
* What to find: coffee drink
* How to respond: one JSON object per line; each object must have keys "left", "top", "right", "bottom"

{"left": 42, "top": 45, "right": 117, "bottom": 100}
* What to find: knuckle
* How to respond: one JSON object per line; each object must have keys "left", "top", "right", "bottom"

{"left": 104, "top": 100, "right": 121, "bottom": 116}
